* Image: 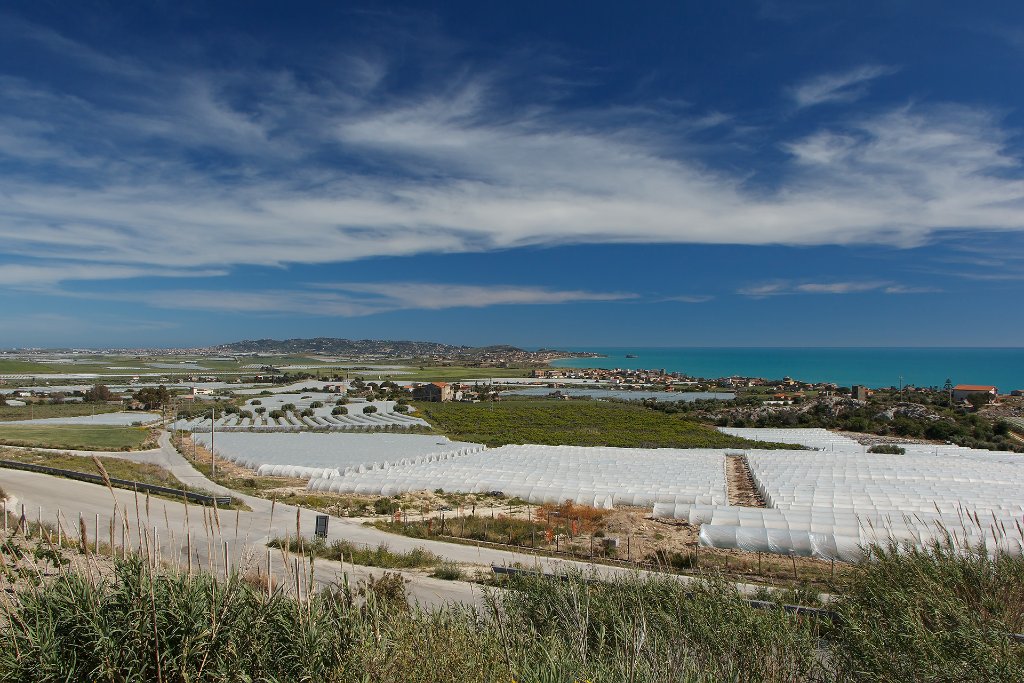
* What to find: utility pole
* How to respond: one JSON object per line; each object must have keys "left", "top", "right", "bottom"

{"left": 210, "top": 407, "right": 216, "bottom": 477}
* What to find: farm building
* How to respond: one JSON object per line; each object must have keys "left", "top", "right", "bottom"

{"left": 952, "top": 384, "right": 998, "bottom": 402}
{"left": 413, "top": 381, "right": 454, "bottom": 402}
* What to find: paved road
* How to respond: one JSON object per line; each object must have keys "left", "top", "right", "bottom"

{"left": 2, "top": 430, "right": 771, "bottom": 608}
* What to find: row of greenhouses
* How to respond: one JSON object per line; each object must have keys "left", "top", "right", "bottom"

{"left": 306, "top": 445, "right": 729, "bottom": 508}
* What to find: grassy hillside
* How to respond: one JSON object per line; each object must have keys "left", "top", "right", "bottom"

{"left": 416, "top": 399, "right": 788, "bottom": 449}
{"left": 0, "top": 424, "right": 151, "bottom": 451}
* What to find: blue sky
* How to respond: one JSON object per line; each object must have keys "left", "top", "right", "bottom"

{"left": 1, "top": 1, "right": 1023, "bottom": 348}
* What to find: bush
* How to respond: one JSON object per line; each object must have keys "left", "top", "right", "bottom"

{"left": 373, "top": 497, "right": 399, "bottom": 515}
{"left": 251, "top": 399, "right": 262, "bottom": 406}
{"left": 332, "top": 406, "right": 348, "bottom": 416}
{"left": 254, "top": 407, "right": 267, "bottom": 415}
{"left": 300, "top": 408, "right": 315, "bottom": 418}
{"left": 335, "top": 398, "right": 349, "bottom": 405}
{"left": 310, "top": 401, "right": 324, "bottom": 409}
{"left": 430, "top": 562, "right": 464, "bottom": 581}
{"left": 868, "top": 444, "right": 905, "bottom": 454}
{"left": 281, "top": 403, "right": 296, "bottom": 411}
{"left": 363, "top": 405, "right": 378, "bottom": 414}
{"left": 269, "top": 410, "right": 285, "bottom": 419}
{"left": 394, "top": 404, "right": 410, "bottom": 413}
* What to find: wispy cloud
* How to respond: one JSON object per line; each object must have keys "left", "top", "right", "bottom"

{"left": 739, "top": 280, "right": 938, "bottom": 297}
{"left": 70, "top": 282, "right": 636, "bottom": 317}
{"left": 0, "top": 262, "right": 228, "bottom": 287}
{"left": 790, "top": 64, "right": 898, "bottom": 109}
{"left": 0, "top": 23, "right": 1022, "bottom": 297}
{"left": 663, "top": 294, "right": 715, "bottom": 303}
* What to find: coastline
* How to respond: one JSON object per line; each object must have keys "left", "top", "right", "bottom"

{"left": 548, "top": 347, "right": 1024, "bottom": 391}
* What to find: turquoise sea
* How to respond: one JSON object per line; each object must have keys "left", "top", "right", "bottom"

{"left": 550, "top": 348, "right": 1024, "bottom": 391}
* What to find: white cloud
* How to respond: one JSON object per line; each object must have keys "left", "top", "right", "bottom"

{"left": 790, "top": 65, "right": 897, "bottom": 109}
{"left": 0, "top": 262, "right": 227, "bottom": 287}
{"left": 663, "top": 295, "right": 715, "bottom": 303}
{"left": 739, "top": 280, "right": 937, "bottom": 297}
{"left": 73, "top": 282, "right": 636, "bottom": 317}
{"left": 0, "top": 28, "right": 1022, "bottom": 292}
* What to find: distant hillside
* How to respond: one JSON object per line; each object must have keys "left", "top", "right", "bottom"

{"left": 215, "top": 337, "right": 473, "bottom": 357}
{"left": 211, "top": 338, "right": 598, "bottom": 362}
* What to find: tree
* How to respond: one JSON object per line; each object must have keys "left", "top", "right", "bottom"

{"left": 332, "top": 406, "right": 348, "bottom": 416}
{"left": 363, "top": 405, "right": 378, "bottom": 414}
{"left": 966, "top": 392, "right": 993, "bottom": 410}
{"left": 84, "top": 384, "right": 115, "bottom": 403}
{"left": 394, "top": 404, "right": 410, "bottom": 413}
{"left": 133, "top": 385, "right": 171, "bottom": 409}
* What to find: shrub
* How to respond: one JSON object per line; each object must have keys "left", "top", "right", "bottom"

{"left": 332, "top": 406, "right": 348, "bottom": 416}
{"left": 310, "top": 401, "right": 324, "bottom": 409}
{"left": 430, "top": 562, "right": 464, "bottom": 581}
{"left": 394, "top": 404, "right": 410, "bottom": 413}
{"left": 363, "top": 405, "right": 378, "bottom": 414}
{"left": 868, "top": 444, "right": 905, "bottom": 455}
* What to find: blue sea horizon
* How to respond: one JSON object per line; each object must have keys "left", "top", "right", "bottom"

{"left": 549, "top": 347, "right": 1024, "bottom": 392}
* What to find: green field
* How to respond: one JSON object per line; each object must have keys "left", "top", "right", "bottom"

{"left": 415, "top": 399, "right": 788, "bottom": 449}
{"left": 0, "top": 403, "right": 121, "bottom": 422}
{"left": 0, "top": 425, "right": 152, "bottom": 451}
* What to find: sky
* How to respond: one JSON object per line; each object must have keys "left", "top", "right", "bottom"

{"left": 1, "top": 1, "right": 1024, "bottom": 349}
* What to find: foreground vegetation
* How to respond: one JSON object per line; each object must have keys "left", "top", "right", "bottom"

{"left": 416, "top": 399, "right": 795, "bottom": 449}
{"left": 269, "top": 537, "right": 443, "bottom": 569}
{"left": 0, "top": 424, "right": 152, "bottom": 451}
{"left": 1, "top": 537, "right": 1022, "bottom": 681}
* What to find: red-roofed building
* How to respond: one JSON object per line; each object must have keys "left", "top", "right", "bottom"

{"left": 413, "top": 381, "right": 454, "bottom": 402}
{"left": 952, "top": 384, "right": 998, "bottom": 402}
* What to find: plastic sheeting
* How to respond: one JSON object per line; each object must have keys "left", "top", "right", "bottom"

{"left": 306, "top": 445, "right": 728, "bottom": 509}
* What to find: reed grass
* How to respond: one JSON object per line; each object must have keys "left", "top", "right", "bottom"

{"left": 2, "top": 502, "right": 1023, "bottom": 681}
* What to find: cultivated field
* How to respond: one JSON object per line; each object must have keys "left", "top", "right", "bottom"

{"left": 415, "top": 400, "right": 775, "bottom": 449}
{"left": 0, "top": 403, "right": 122, "bottom": 422}
{"left": 176, "top": 396, "right": 428, "bottom": 431}
{"left": 0, "top": 424, "right": 153, "bottom": 451}
{"left": 4, "top": 411, "right": 160, "bottom": 426}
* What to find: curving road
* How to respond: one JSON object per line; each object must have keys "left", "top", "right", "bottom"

{"left": 1, "top": 430, "right": 768, "bottom": 608}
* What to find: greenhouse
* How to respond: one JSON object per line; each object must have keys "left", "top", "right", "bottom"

{"left": 191, "top": 431, "right": 480, "bottom": 479}
{"left": 307, "top": 445, "right": 728, "bottom": 509}
{"left": 668, "top": 428, "right": 1024, "bottom": 560}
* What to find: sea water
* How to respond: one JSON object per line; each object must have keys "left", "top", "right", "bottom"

{"left": 550, "top": 347, "right": 1024, "bottom": 391}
